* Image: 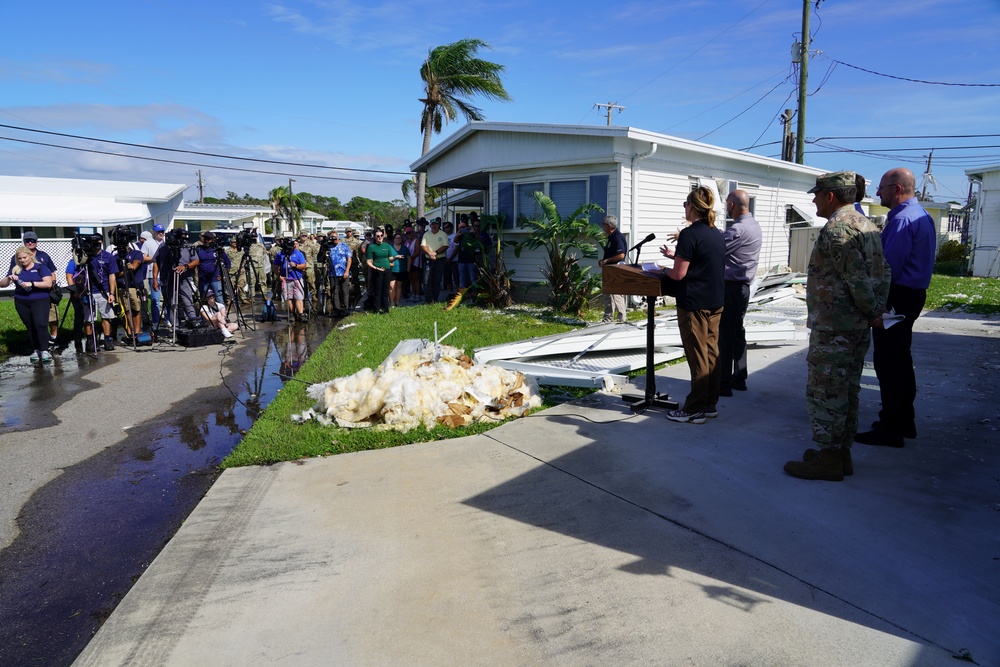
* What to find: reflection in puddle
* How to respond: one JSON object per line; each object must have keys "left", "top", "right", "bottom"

{"left": 0, "top": 320, "right": 329, "bottom": 667}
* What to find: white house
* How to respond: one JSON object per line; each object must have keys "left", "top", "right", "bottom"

{"left": 410, "top": 122, "right": 828, "bottom": 283}
{"left": 965, "top": 165, "right": 1000, "bottom": 277}
{"left": 172, "top": 202, "right": 273, "bottom": 235}
{"left": 0, "top": 175, "right": 186, "bottom": 281}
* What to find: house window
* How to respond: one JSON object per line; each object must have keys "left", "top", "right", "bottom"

{"left": 516, "top": 182, "right": 544, "bottom": 225}
{"left": 496, "top": 176, "right": 610, "bottom": 229}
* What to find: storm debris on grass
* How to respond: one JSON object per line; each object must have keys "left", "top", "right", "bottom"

{"left": 292, "top": 339, "right": 541, "bottom": 432}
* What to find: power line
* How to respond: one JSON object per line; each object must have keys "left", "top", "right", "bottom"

{"left": 832, "top": 59, "right": 1000, "bottom": 87}
{"left": 0, "top": 136, "right": 403, "bottom": 184}
{"left": 696, "top": 76, "right": 792, "bottom": 141}
{"left": 809, "top": 143, "right": 1000, "bottom": 152}
{"left": 0, "top": 123, "right": 413, "bottom": 176}
{"left": 662, "top": 68, "right": 790, "bottom": 132}
{"left": 812, "top": 133, "right": 1000, "bottom": 140}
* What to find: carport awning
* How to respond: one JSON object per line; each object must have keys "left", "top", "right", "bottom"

{"left": 0, "top": 194, "right": 154, "bottom": 227}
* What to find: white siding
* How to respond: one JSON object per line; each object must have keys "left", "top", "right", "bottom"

{"left": 632, "top": 155, "right": 819, "bottom": 272}
{"left": 971, "top": 170, "right": 1000, "bottom": 276}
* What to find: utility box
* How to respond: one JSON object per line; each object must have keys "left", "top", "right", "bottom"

{"left": 788, "top": 224, "right": 822, "bottom": 273}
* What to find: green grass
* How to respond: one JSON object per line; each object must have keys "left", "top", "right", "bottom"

{"left": 221, "top": 303, "right": 580, "bottom": 467}
{"left": 926, "top": 271, "right": 1000, "bottom": 315}
{"left": 0, "top": 297, "right": 75, "bottom": 362}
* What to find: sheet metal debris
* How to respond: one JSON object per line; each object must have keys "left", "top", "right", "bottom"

{"left": 475, "top": 272, "right": 807, "bottom": 387}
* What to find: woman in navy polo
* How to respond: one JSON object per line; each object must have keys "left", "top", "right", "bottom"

{"left": 1, "top": 246, "right": 55, "bottom": 363}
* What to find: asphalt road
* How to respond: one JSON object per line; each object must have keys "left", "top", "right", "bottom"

{"left": 0, "top": 319, "right": 332, "bottom": 667}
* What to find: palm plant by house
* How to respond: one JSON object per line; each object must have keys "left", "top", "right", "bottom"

{"left": 416, "top": 38, "right": 510, "bottom": 220}
{"left": 269, "top": 185, "right": 304, "bottom": 236}
{"left": 514, "top": 192, "right": 604, "bottom": 315}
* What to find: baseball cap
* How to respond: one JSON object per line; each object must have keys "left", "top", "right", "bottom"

{"left": 153, "top": 224, "right": 165, "bottom": 232}
{"left": 22, "top": 231, "right": 38, "bottom": 242}
{"left": 141, "top": 231, "right": 153, "bottom": 241}
{"left": 204, "top": 289, "right": 216, "bottom": 299}
{"left": 808, "top": 171, "right": 856, "bottom": 194}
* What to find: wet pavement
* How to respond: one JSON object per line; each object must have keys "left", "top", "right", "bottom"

{"left": 0, "top": 318, "right": 333, "bottom": 667}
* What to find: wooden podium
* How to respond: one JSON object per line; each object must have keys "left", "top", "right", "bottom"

{"left": 602, "top": 264, "right": 679, "bottom": 413}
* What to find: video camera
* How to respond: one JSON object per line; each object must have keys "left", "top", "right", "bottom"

{"left": 278, "top": 236, "right": 297, "bottom": 255}
{"left": 235, "top": 228, "right": 257, "bottom": 252}
{"left": 317, "top": 236, "right": 332, "bottom": 260}
{"left": 71, "top": 232, "right": 102, "bottom": 263}
{"left": 164, "top": 228, "right": 191, "bottom": 247}
{"left": 109, "top": 224, "right": 137, "bottom": 250}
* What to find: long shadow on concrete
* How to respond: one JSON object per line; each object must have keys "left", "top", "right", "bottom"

{"left": 464, "top": 321, "right": 999, "bottom": 666}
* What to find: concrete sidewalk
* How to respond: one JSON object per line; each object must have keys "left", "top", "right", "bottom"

{"left": 73, "top": 313, "right": 1000, "bottom": 667}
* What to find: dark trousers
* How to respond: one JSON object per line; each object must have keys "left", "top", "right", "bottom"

{"left": 369, "top": 269, "right": 390, "bottom": 313}
{"left": 872, "top": 284, "right": 926, "bottom": 434}
{"left": 15, "top": 298, "right": 50, "bottom": 353}
{"left": 677, "top": 306, "right": 723, "bottom": 414}
{"left": 718, "top": 281, "right": 750, "bottom": 390}
{"left": 331, "top": 274, "right": 351, "bottom": 314}
{"left": 425, "top": 258, "right": 445, "bottom": 303}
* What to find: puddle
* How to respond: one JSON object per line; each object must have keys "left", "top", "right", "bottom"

{"left": 0, "top": 320, "right": 330, "bottom": 667}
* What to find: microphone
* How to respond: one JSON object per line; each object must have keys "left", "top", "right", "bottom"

{"left": 628, "top": 233, "right": 655, "bottom": 254}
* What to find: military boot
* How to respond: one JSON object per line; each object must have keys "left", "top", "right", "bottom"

{"left": 803, "top": 447, "right": 853, "bottom": 476}
{"left": 784, "top": 447, "right": 844, "bottom": 482}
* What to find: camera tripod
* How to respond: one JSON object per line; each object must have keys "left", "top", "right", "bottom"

{"left": 230, "top": 247, "right": 266, "bottom": 327}
{"left": 112, "top": 244, "right": 147, "bottom": 352}
{"left": 214, "top": 247, "right": 251, "bottom": 334}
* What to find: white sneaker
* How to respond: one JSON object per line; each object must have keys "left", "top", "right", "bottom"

{"left": 29, "top": 351, "right": 40, "bottom": 363}
{"left": 41, "top": 350, "right": 52, "bottom": 363}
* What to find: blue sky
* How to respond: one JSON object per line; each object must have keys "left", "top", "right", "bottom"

{"left": 2, "top": 0, "right": 998, "bottom": 206}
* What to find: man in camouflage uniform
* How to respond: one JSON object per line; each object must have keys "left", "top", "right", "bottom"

{"left": 247, "top": 239, "right": 269, "bottom": 299}
{"left": 298, "top": 232, "right": 320, "bottom": 303}
{"left": 784, "top": 171, "right": 890, "bottom": 482}
{"left": 224, "top": 238, "right": 245, "bottom": 302}
{"left": 261, "top": 241, "right": 279, "bottom": 299}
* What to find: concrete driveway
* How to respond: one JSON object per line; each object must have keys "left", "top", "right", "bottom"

{"left": 73, "top": 312, "right": 1000, "bottom": 666}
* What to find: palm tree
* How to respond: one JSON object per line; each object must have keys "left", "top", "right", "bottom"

{"left": 402, "top": 176, "right": 443, "bottom": 212}
{"left": 416, "top": 38, "right": 511, "bottom": 219}
{"left": 268, "top": 185, "right": 304, "bottom": 236}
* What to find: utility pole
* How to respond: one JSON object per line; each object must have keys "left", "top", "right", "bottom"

{"left": 594, "top": 102, "right": 626, "bottom": 126}
{"left": 197, "top": 170, "right": 204, "bottom": 203}
{"left": 921, "top": 150, "right": 934, "bottom": 200}
{"left": 795, "top": 0, "right": 812, "bottom": 164}
{"left": 781, "top": 109, "right": 796, "bottom": 162}
{"left": 288, "top": 178, "right": 296, "bottom": 234}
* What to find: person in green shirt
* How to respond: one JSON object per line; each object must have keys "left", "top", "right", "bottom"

{"left": 365, "top": 229, "right": 397, "bottom": 314}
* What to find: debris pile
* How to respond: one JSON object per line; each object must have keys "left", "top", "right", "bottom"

{"left": 292, "top": 340, "right": 541, "bottom": 432}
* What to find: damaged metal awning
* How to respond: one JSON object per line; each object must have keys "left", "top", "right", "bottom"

{"left": 474, "top": 272, "right": 807, "bottom": 388}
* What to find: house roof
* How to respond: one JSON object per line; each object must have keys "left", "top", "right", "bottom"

{"left": 410, "top": 121, "right": 827, "bottom": 190}
{"left": 0, "top": 175, "right": 187, "bottom": 227}
{"left": 965, "top": 164, "right": 1000, "bottom": 179}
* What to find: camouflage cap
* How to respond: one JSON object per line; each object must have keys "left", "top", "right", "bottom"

{"left": 808, "top": 170, "right": 856, "bottom": 194}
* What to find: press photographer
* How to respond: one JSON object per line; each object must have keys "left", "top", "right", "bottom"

{"left": 108, "top": 225, "right": 147, "bottom": 345}
{"left": 151, "top": 228, "right": 199, "bottom": 329}
{"left": 273, "top": 236, "right": 307, "bottom": 322}
{"left": 66, "top": 233, "right": 119, "bottom": 353}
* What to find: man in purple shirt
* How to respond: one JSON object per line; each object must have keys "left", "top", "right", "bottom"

{"left": 855, "top": 168, "right": 936, "bottom": 448}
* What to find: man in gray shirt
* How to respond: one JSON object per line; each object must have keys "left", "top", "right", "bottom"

{"left": 719, "top": 190, "right": 762, "bottom": 396}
